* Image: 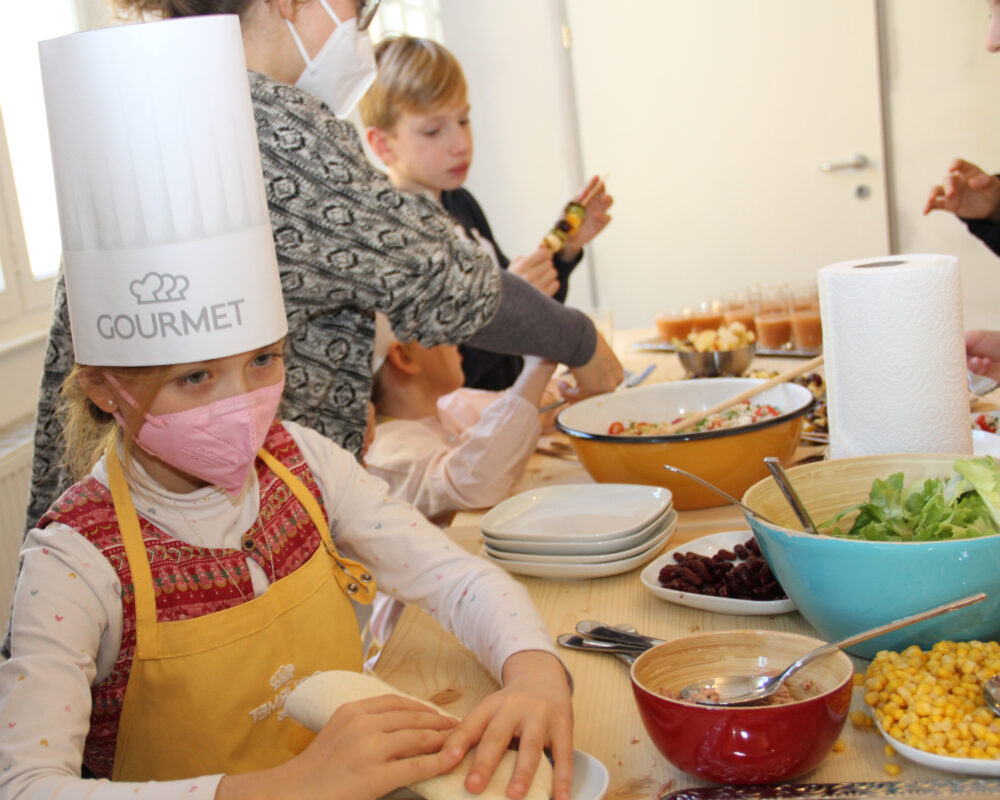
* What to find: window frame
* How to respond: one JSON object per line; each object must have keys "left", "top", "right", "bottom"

{"left": 0, "top": 104, "right": 54, "bottom": 331}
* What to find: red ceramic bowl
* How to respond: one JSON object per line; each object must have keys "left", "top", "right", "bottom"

{"left": 630, "top": 630, "right": 854, "bottom": 784}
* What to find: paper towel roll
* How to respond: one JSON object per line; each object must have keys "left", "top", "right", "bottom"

{"left": 818, "top": 254, "right": 971, "bottom": 459}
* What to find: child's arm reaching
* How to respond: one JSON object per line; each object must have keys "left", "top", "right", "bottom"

{"left": 510, "top": 357, "right": 558, "bottom": 407}
{"left": 364, "top": 361, "right": 557, "bottom": 520}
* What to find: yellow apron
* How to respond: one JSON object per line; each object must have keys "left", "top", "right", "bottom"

{"left": 106, "top": 446, "right": 375, "bottom": 782}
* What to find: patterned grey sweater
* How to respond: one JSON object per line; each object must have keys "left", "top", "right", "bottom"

{"left": 23, "top": 71, "right": 594, "bottom": 528}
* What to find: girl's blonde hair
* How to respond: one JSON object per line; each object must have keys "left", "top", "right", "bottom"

{"left": 359, "top": 35, "right": 468, "bottom": 131}
{"left": 59, "top": 364, "right": 177, "bottom": 483}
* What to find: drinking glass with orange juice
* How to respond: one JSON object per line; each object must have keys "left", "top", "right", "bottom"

{"left": 722, "top": 290, "right": 756, "bottom": 334}
{"left": 655, "top": 306, "right": 694, "bottom": 343}
{"left": 754, "top": 284, "right": 794, "bottom": 350}
{"left": 689, "top": 299, "right": 724, "bottom": 334}
{"left": 789, "top": 283, "right": 823, "bottom": 352}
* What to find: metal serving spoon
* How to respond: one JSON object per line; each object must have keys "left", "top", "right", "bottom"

{"left": 680, "top": 593, "right": 987, "bottom": 707}
{"left": 763, "top": 456, "right": 820, "bottom": 534}
{"left": 662, "top": 464, "right": 782, "bottom": 526}
{"left": 984, "top": 675, "right": 1000, "bottom": 716}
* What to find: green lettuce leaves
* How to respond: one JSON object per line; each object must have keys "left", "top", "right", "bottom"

{"left": 819, "top": 457, "right": 1000, "bottom": 541}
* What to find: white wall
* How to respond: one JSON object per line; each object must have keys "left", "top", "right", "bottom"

{"left": 438, "top": 0, "right": 597, "bottom": 310}
{"left": 882, "top": 0, "right": 1000, "bottom": 329}
{"left": 441, "top": 0, "right": 1000, "bottom": 330}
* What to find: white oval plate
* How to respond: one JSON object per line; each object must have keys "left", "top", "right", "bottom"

{"left": 480, "top": 483, "right": 672, "bottom": 541}
{"left": 640, "top": 529, "right": 796, "bottom": 615}
{"left": 484, "top": 512, "right": 677, "bottom": 565}
{"left": 484, "top": 524, "right": 674, "bottom": 580}
{"left": 483, "top": 507, "right": 675, "bottom": 556}
{"left": 380, "top": 748, "right": 609, "bottom": 799}
{"left": 876, "top": 718, "right": 1000, "bottom": 777}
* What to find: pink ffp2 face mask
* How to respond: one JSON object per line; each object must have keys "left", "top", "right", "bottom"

{"left": 108, "top": 375, "right": 285, "bottom": 496}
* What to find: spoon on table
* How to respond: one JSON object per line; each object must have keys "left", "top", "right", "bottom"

{"left": 763, "top": 456, "right": 821, "bottom": 534}
{"left": 556, "top": 634, "right": 649, "bottom": 660}
{"left": 662, "top": 464, "right": 782, "bottom": 526}
{"left": 680, "top": 593, "right": 987, "bottom": 707}
{"left": 574, "top": 620, "right": 666, "bottom": 649}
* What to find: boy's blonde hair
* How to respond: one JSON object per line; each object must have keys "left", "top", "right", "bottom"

{"left": 359, "top": 35, "right": 468, "bottom": 131}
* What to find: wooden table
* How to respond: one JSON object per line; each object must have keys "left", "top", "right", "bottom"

{"left": 373, "top": 331, "right": 999, "bottom": 798}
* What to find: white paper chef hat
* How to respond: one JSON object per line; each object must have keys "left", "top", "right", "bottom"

{"left": 371, "top": 312, "right": 398, "bottom": 373}
{"left": 39, "top": 15, "right": 287, "bottom": 367}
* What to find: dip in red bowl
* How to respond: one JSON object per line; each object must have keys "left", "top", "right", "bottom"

{"left": 630, "top": 630, "right": 853, "bottom": 784}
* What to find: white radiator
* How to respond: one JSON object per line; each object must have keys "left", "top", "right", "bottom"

{"left": 0, "top": 417, "right": 33, "bottom": 623}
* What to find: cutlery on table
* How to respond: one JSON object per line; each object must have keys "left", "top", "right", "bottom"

{"left": 574, "top": 620, "right": 666, "bottom": 649}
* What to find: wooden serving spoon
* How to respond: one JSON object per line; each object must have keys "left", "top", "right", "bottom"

{"left": 662, "top": 355, "right": 824, "bottom": 435}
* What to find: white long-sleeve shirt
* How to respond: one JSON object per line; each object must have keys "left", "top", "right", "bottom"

{"left": 0, "top": 421, "right": 557, "bottom": 800}
{"left": 365, "top": 388, "right": 541, "bottom": 523}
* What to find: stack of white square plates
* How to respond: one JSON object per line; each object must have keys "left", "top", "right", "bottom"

{"left": 480, "top": 484, "right": 676, "bottom": 579}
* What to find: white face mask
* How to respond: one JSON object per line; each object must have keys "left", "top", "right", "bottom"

{"left": 286, "top": 0, "right": 376, "bottom": 117}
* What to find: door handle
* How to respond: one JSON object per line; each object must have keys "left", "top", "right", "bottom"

{"left": 819, "top": 154, "right": 869, "bottom": 172}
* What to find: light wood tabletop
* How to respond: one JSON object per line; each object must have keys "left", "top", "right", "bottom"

{"left": 372, "top": 331, "right": 998, "bottom": 798}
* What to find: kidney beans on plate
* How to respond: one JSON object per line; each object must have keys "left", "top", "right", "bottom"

{"left": 657, "top": 537, "right": 787, "bottom": 601}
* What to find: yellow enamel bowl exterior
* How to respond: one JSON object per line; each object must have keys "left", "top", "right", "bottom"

{"left": 556, "top": 378, "right": 814, "bottom": 510}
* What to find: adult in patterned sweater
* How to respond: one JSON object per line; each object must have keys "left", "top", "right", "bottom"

{"left": 24, "top": 0, "right": 622, "bottom": 528}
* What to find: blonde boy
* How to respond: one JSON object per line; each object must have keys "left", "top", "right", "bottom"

{"left": 359, "top": 36, "right": 612, "bottom": 391}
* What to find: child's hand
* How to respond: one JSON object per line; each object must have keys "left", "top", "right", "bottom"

{"left": 442, "top": 651, "right": 574, "bottom": 800}
{"left": 923, "top": 158, "right": 1000, "bottom": 221}
{"left": 561, "top": 175, "right": 613, "bottom": 260}
{"left": 510, "top": 248, "right": 559, "bottom": 297}
{"left": 245, "top": 695, "right": 462, "bottom": 800}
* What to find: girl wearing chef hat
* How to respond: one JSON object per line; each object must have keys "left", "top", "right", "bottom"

{"left": 24, "top": 0, "right": 623, "bottom": 529}
{"left": 0, "top": 16, "right": 573, "bottom": 800}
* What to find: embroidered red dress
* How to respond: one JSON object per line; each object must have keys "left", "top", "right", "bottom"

{"left": 37, "top": 422, "right": 327, "bottom": 778}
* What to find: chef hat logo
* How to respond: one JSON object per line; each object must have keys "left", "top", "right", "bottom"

{"left": 130, "top": 272, "right": 190, "bottom": 305}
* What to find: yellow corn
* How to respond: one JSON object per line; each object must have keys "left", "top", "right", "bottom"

{"left": 884, "top": 763, "right": 901, "bottom": 776}
{"left": 832, "top": 738, "right": 846, "bottom": 753}
{"left": 865, "top": 640, "right": 1000, "bottom": 760}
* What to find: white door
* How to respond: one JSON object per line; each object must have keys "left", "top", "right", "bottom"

{"left": 566, "top": 0, "right": 889, "bottom": 329}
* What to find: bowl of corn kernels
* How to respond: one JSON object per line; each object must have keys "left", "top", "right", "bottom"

{"left": 865, "top": 640, "right": 1000, "bottom": 775}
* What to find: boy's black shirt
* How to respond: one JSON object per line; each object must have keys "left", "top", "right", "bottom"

{"left": 441, "top": 187, "right": 583, "bottom": 391}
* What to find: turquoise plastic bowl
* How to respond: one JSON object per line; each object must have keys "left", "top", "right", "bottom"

{"left": 741, "top": 454, "right": 1000, "bottom": 659}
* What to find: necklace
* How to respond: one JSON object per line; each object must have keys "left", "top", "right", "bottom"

{"left": 171, "top": 494, "right": 278, "bottom": 603}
